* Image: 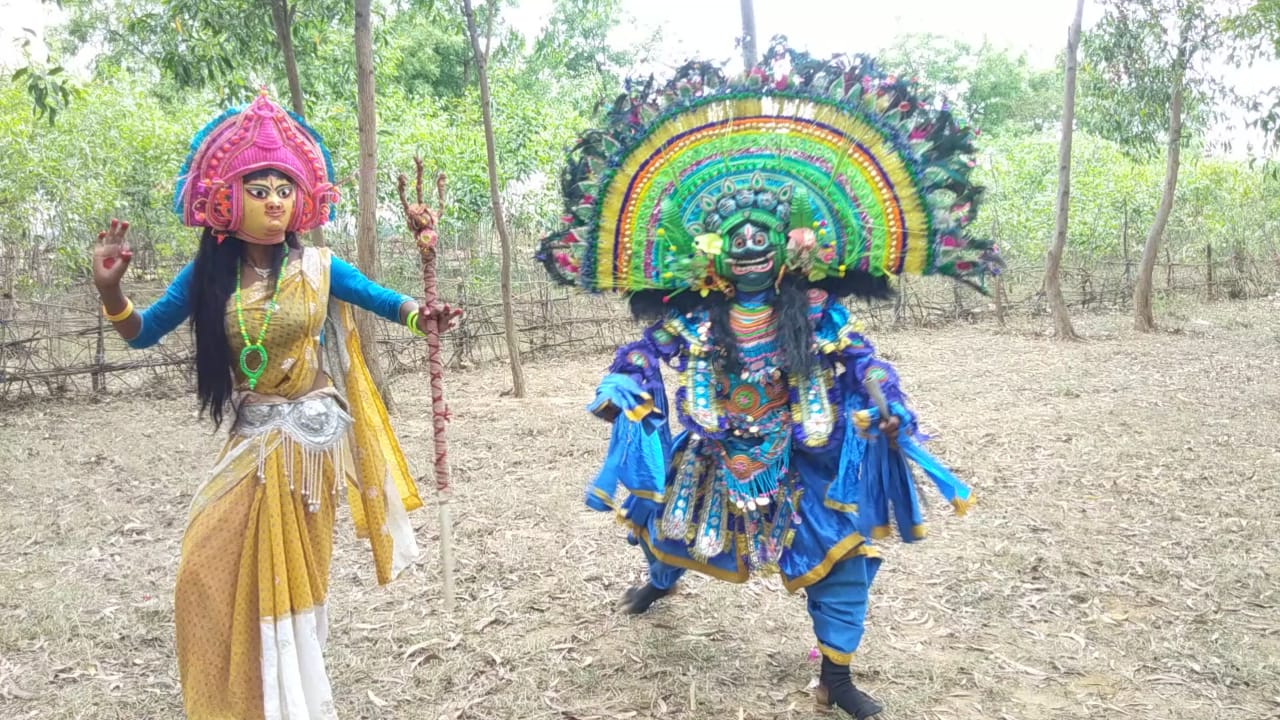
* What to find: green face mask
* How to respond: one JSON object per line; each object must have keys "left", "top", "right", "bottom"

{"left": 718, "top": 221, "right": 782, "bottom": 293}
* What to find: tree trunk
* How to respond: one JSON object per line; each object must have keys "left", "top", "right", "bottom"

{"left": 1133, "top": 60, "right": 1185, "bottom": 332}
{"left": 1121, "top": 204, "right": 1131, "bottom": 287}
{"left": 269, "top": 0, "right": 305, "bottom": 117}
{"left": 1205, "top": 243, "right": 1213, "bottom": 301}
{"left": 93, "top": 305, "right": 106, "bottom": 392}
{"left": 739, "top": 0, "right": 758, "bottom": 69}
{"left": 353, "top": 0, "right": 395, "bottom": 408}
{"left": 1044, "top": 0, "right": 1084, "bottom": 341}
{"left": 994, "top": 274, "right": 1006, "bottom": 326}
{"left": 268, "top": 0, "right": 326, "bottom": 248}
{"left": 463, "top": 0, "right": 526, "bottom": 397}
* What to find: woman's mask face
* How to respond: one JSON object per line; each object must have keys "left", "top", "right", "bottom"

{"left": 239, "top": 176, "right": 296, "bottom": 244}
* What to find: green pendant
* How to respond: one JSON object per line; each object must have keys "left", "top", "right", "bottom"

{"left": 234, "top": 251, "right": 288, "bottom": 391}
{"left": 239, "top": 344, "right": 268, "bottom": 390}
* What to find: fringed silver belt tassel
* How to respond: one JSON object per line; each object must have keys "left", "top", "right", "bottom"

{"left": 233, "top": 392, "right": 353, "bottom": 512}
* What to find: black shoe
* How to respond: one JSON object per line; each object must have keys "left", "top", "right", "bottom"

{"left": 816, "top": 657, "right": 883, "bottom": 718}
{"left": 617, "top": 582, "right": 675, "bottom": 614}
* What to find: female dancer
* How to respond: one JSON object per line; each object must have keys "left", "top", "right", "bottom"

{"left": 91, "top": 91, "right": 458, "bottom": 719}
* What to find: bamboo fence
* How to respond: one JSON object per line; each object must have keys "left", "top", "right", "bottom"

{"left": 3, "top": 241, "right": 1278, "bottom": 401}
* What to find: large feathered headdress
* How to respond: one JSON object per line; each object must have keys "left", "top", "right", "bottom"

{"left": 536, "top": 44, "right": 999, "bottom": 302}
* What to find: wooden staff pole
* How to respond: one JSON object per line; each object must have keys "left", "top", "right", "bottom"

{"left": 398, "top": 158, "right": 459, "bottom": 609}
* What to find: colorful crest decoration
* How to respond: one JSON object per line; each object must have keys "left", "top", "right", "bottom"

{"left": 537, "top": 45, "right": 1000, "bottom": 299}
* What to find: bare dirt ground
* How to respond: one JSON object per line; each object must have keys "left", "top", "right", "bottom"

{"left": 2, "top": 298, "right": 1279, "bottom": 720}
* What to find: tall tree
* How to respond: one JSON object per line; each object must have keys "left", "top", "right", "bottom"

{"left": 354, "top": 0, "right": 396, "bottom": 405}
{"left": 739, "top": 0, "right": 758, "bottom": 69}
{"left": 462, "top": 0, "right": 526, "bottom": 397}
{"left": 1045, "top": 0, "right": 1085, "bottom": 341}
{"left": 1083, "top": 0, "right": 1261, "bottom": 331}
{"left": 268, "top": 0, "right": 306, "bottom": 116}
{"left": 1134, "top": 53, "right": 1185, "bottom": 332}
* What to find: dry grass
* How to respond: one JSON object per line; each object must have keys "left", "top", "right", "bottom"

{"left": 2, "top": 298, "right": 1279, "bottom": 720}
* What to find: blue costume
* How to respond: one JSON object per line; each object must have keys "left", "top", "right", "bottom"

{"left": 536, "top": 46, "right": 996, "bottom": 718}
{"left": 585, "top": 287, "right": 972, "bottom": 665}
{"left": 124, "top": 256, "right": 411, "bottom": 349}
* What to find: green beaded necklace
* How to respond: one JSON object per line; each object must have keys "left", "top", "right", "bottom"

{"left": 234, "top": 250, "right": 289, "bottom": 390}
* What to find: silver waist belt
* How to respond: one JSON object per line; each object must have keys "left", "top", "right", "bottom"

{"left": 233, "top": 394, "right": 353, "bottom": 450}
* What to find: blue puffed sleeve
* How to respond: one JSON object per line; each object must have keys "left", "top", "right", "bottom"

{"left": 583, "top": 327, "right": 681, "bottom": 514}
{"left": 330, "top": 255, "right": 413, "bottom": 323}
{"left": 127, "top": 262, "right": 194, "bottom": 349}
{"left": 817, "top": 297, "right": 973, "bottom": 541}
{"left": 815, "top": 294, "right": 917, "bottom": 431}
{"left": 585, "top": 373, "right": 672, "bottom": 511}
{"left": 830, "top": 401, "right": 973, "bottom": 543}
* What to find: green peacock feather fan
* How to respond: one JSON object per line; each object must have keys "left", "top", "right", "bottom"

{"left": 535, "top": 43, "right": 1000, "bottom": 301}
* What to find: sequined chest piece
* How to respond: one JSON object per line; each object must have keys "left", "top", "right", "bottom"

{"left": 718, "top": 301, "right": 791, "bottom": 510}
{"left": 725, "top": 300, "right": 789, "bottom": 432}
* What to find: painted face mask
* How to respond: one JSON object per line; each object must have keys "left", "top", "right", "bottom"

{"left": 719, "top": 221, "right": 781, "bottom": 293}
{"left": 238, "top": 175, "right": 297, "bottom": 245}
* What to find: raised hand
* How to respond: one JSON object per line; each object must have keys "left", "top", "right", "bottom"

{"left": 92, "top": 218, "right": 133, "bottom": 289}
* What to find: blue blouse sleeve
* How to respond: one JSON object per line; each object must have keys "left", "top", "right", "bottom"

{"left": 582, "top": 327, "right": 677, "bottom": 513}
{"left": 814, "top": 296, "right": 974, "bottom": 542}
{"left": 329, "top": 255, "right": 413, "bottom": 323}
{"left": 127, "top": 262, "right": 194, "bottom": 349}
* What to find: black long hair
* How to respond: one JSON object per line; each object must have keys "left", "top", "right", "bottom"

{"left": 188, "top": 170, "right": 301, "bottom": 428}
{"left": 627, "top": 271, "right": 892, "bottom": 380}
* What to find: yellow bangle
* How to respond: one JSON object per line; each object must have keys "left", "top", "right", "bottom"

{"left": 103, "top": 298, "right": 135, "bottom": 323}
{"left": 406, "top": 309, "right": 427, "bottom": 337}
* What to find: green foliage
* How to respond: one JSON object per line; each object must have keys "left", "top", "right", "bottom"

{"left": 55, "top": 0, "right": 354, "bottom": 107}
{"left": 976, "top": 131, "right": 1280, "bottom": 263}
{"left": 967, "top": 44, "right": 1063, "bottom": 136}
{"left": 2, "top": 0, "right": 620, "bottom": 294}
{"left": 0, "top": 78, "right": 194, "bottom": 289}
{"left": 375, "top": 67, "right": 585, "bottom": 229}
{"left": 9, "top": 24, "right": 83, "bottom": 126}
{"left": 1232, "top": 0, "right": 1280, "bottom": 54}
{"left": 1079, "top": 0, "right": 1256, "bottom": 156}
{"left": 525, "top": 0, "right": 640, "bottom": 102}
{"left": 1227, "top": 0, "right": 1280, "bottom": 148}
{"left": 375, "top": 2, "right": 471, "bottom": 100}
{"left": 10, "top": 62, "right": 80, "bottom": 126}
{"left": 878, "top": 34, "right": 1062, "bottom": 136}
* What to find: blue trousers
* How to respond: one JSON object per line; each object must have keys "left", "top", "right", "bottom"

{"left": 641, "top": 543, "right": 880, "bottom": 665}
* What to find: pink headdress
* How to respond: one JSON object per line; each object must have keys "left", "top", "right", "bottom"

{"left": 174, "top": 89, "right": 338, "bottom": 236}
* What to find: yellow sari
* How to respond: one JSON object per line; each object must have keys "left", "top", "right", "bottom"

{"left": 174, "top": 247, "right": 421, "bottom": 719}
